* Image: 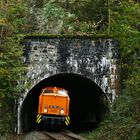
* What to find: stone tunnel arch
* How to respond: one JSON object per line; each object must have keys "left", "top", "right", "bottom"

{"left": 20, "top": 73, "right": 109, "bottom": 133}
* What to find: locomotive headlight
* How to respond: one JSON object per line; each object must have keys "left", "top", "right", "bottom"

{"left": 60, "top": 108, "right": 64, "bottom": 114}
{"left": 44, "top": 107, "right": 47, "bottom": 113}
{"left": 60, "top": 110, "right": 64, "bottom": 114}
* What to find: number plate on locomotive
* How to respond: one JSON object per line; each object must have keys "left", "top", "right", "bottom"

{"left": 50, "top": 108, "right": 59, "bottom": 114}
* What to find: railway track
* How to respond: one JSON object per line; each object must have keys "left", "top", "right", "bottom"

{"left": 43, "top": 130, "right": 87, "bottom": 140}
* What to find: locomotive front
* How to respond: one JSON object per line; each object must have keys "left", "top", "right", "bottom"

{"left": 36, "top": 87, "right": 70, "bottom": 128}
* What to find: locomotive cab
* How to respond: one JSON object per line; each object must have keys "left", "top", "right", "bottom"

{"left": 36, "top": 87, "right": 70, "bottom": 128}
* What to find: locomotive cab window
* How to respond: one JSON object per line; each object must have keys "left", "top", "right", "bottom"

{"left": 43, "top": 89, "right": 53, "bottom": 94}
{"left": 58, "top": 89, "right": 67, "bottom": 95}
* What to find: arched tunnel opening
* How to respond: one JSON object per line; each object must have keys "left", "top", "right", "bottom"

{"left": 20, "top": 73, "right": 109, "bottom": 133}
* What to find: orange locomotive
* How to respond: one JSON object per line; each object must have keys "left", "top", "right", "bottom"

{"left": 36, "top": 87, "right": 70, "bottom": 127}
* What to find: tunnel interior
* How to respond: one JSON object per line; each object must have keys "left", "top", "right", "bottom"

{"left": 20, "top": 73, "right": 109, "bottom": 133}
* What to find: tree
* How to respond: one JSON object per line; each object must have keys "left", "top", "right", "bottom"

{"left": 85, "top": 1, "right": 140, "bottom": 139}
{"left": 0, "top": 0, "right": 27, "bottom": 134}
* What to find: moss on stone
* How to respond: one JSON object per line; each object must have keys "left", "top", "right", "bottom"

{"left": 24, "top": 33, "right": 115, "bottom": 39}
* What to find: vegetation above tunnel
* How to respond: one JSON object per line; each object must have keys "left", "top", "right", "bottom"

{"left": 0, "top": 0, "right": 140, "bottom": 139}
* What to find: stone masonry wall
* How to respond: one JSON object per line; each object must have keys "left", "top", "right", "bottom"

{"left": 16, "top": 36, "right": 119, "bottom": 134}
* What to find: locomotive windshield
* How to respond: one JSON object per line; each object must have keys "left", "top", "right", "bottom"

{"left": 42, "top": 87, "right": 68, "bottom": 96}
{"left": 57, "top": 89, "right": 67, "bottom": 95}
{"left": 43, "top": 89, "right": 53, "bottom": 93}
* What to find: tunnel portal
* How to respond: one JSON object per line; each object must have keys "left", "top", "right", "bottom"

{"left": 21, "top": 73, "right": 109, "bottom": 133}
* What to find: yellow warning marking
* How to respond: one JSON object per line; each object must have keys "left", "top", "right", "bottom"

{"left": 37, "top": 114, "right": 41, "bottom": 117}
{"left": 37, "top": 119, "right": 41, "bottom": 123}
{"left": 37, "top": 115, "right": 42, "bottom": 122}
{"left": 67, "top": 116, "right": 70, "bottom": 120}
{"left": 36, "top": 115, "right": 42, "bottom": 123}
{"left": 37, "top": 114, "right": 42, "bottom": 118}
{"left": 65, "top": 116, "right": 70, "bottom": 125}
{"left": 36, "top": 114, "right": 42, "bottom": 123}
{"left": 65, "top": 121, "right": 69, "bottom": 126}
{"left": 65, "top": 117, "right": 69, "bottom": 124}
{"left": 65, "top": 116, "right": 70, "bottom": 124}
{"left": 37, "top": 114, "right": 41, "bottom": 118}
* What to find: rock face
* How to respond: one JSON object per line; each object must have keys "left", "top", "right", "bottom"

{"left": 16, "top": 36, "right": 119, "bottom": 134}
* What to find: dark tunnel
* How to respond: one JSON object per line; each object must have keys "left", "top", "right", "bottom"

{"left": 20, "top": 73, "right": 109, "bottom": 133}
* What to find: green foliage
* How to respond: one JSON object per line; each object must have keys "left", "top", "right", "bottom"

{"left": 43, "top": 2, "right": 65, "bottom": 21}
{"left": 81, "top": 1, "right": 140, "bottom": 139}
{"left": 0, "top": 0, "right": 27, "bottom": 135}
{"left": 41, "top": 0, "right": 108, "bottom": 34}
{"left": 0, "top": 0, "right": 140, "bottom": 138}
{"left": 83, "top": 89, "right": 140, "bottom": 140}
{"left": 63, "top": 0, "right": 108, "bottom": 34}
{"left": 110, "top": 1, "right": 140, "bottom": 34}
